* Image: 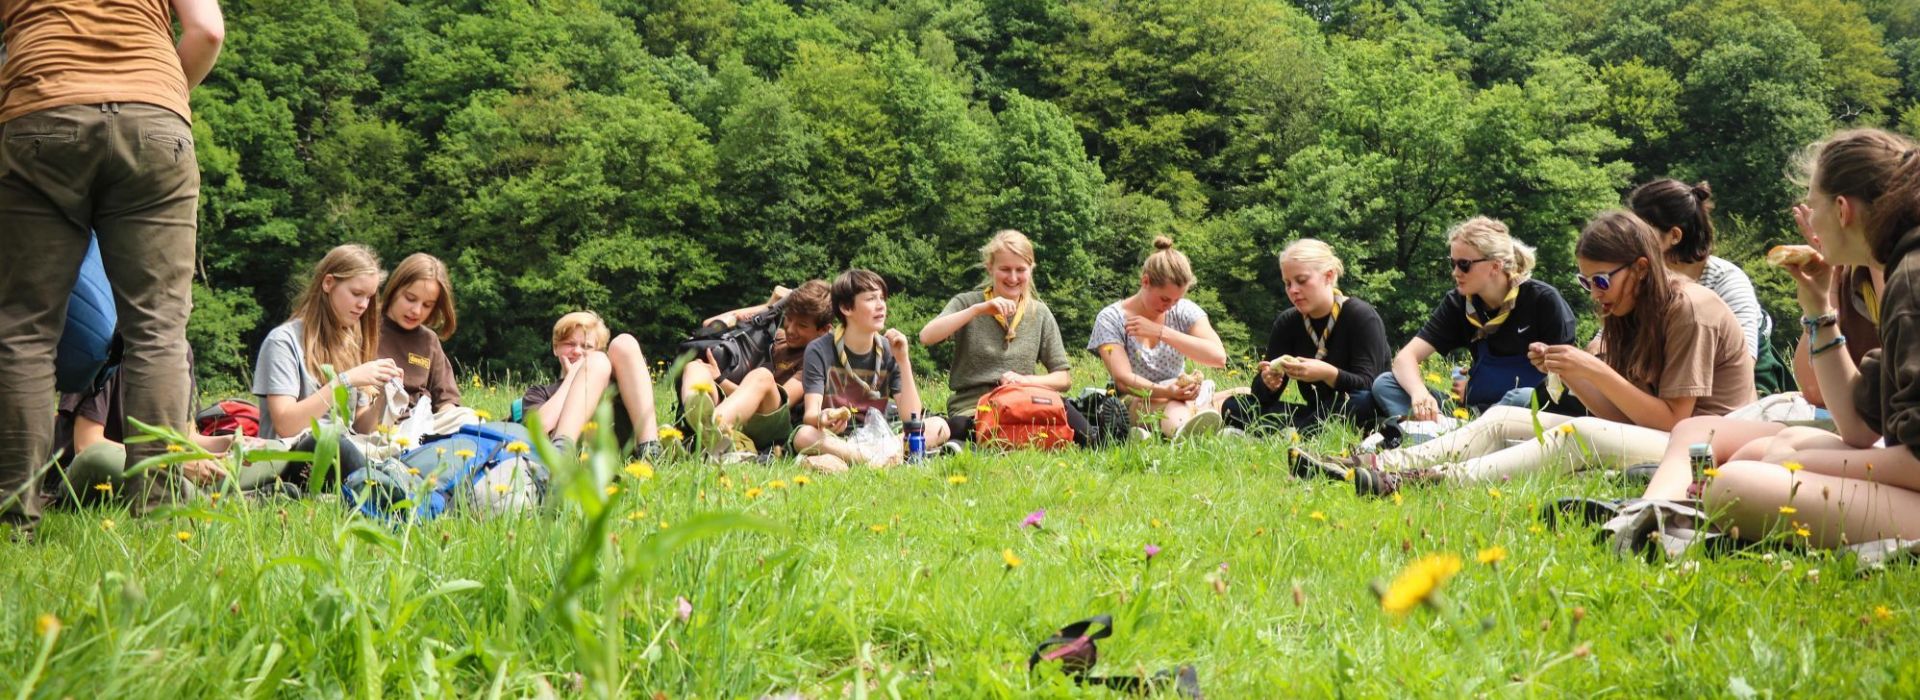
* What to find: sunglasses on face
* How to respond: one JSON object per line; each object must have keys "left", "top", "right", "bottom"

{"left": 1576, "top": 262, "right": 1634, "bottom": 292}
{"left": 1448, "top": 257, "right": 1491, "bottom": 274}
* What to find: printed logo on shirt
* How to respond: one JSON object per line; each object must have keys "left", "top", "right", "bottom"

{"left": 408, "top": 353, "right": 432, "bottom": 369}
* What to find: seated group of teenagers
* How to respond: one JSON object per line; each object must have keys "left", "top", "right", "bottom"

{"left": 47, "top": 127, "right": 1920, "bottom": 556}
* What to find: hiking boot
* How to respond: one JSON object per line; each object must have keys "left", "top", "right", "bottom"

{"left": 1539, "top": 497, "right": 1622, "bottom": 530}
{"left": 1287, "top": 446, "right": 1358, "bottom": 481}
{"left": 1353, "top": 465, "right": 1443, "bottom": 498}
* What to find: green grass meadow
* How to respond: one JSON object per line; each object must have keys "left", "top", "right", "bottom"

{"left": 6, "top": 361, "right": 1920, "bottom": 698}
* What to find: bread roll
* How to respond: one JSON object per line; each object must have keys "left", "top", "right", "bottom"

{"left": 1766, "top": 245, "right": 1816, "bottom": 267}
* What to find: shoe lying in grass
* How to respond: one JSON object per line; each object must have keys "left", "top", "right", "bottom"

{"left": 1352, "top": 465, "right": 1443, "bottom": 498}
{"left": 1539, "top": 497, "right": 1622, "bottom": 531}
{"left": 1286, "top": 447, "right": 1354, "bottom": 481}
{"left": 1620, "top": 462, "right": 1659, "bottom": 484}
{"left": 1175, "top": 410, "right": 1223, "bottom": 441}
{"left": 1596, "top": 499, "right": 1722, "bottom": 560}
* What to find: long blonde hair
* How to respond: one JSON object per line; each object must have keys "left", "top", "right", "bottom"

{"left": 979, "top": 229, "right": 1039, "bottom": 298}
{"left": 290, "top": 244, "right": 384, "bottom": 382}
{"left": 1447, "top": 216, "right": 1537, "bottom": 282}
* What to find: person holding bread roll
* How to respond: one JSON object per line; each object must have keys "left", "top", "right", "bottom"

{"left": 1088, "top": 236, "right": 1232, "bottom": 439}
{"left": 1223, "top": 239, "right": 1390, "bottom": 433}
{"left": 1698, "top": 128, "right": 1920, "bottom": 550}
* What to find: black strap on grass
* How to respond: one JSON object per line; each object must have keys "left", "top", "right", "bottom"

{"left": 1028, "top": 615, "right": 1203, "bottom": 698}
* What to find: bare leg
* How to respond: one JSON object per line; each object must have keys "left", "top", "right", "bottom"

{"left": 714, "top": 368, "right": 780, "bottom": 433}
{"left": 1641, "top": 417, "right": 1787, "bottom": 501}
{"left": 1159, "top": 399, "right": 1194, "bottom": 436}
{"left": 607, "top": 334, "right": 659, "bottom": 442}
{"left": 1711, "top": 455, "right": 1920, "bottom": 548}
{"left": 551, "top": 351, "right": 611, "bottom": 440}
{"left": 793, "top": 425, "right": 866, "bottom": 464}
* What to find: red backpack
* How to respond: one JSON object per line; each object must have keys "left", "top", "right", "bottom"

{"left": 195, "top": 399, "right": 262, "bottom": 438}
{"left": 974, "top": 384, "right": 1074, "bottom": 450}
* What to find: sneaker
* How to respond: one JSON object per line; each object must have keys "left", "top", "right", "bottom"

{"left": 707, "top": 429, "right": 753, "bottom": 461}
{"left": 1621, "top": 462, "right": 1660, "bottom": 484}
{"left": 938, "top": 442, "right": 966, "bottom": 456}
{"left": 1176, "top": 409, "right": 1224, "bottom": 440}
{"left": 634, "top": 440, "right": 663, "bottom": 460}
{"left": 1354, "top": 465, "right": 1443, "bottom": 498}
{"left": 1132, "top": 426, "right": 1155, "bottom": 442}
{"left": 1219, "top": 427, "right": 1248, "bottom": 440}
{"left": 1287, "top": 447, "right": 1353, "bottom": 481}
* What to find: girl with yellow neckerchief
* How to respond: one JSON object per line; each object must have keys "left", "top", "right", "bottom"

{"left": 920, "top": 230, "right": 1094, "bottom": 446}
{"left": 1370, "top": 216, "right": 1578, "bottom": 422}
{"left": 1224, "top": 239, "right": 1390, "bottom": 434}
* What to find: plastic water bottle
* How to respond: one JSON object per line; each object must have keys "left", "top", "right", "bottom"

{"left": 1688, "top": 443, "right": 1713, "bottom": 482}
{"left": 904, "top": 414, "right": 927, "bottom": 463}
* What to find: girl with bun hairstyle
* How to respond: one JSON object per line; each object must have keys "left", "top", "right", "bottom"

{"left": 1087, "top": 236, "right": 1231, "bottom": 439}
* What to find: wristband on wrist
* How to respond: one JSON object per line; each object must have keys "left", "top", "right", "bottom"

{"left": 1801, "top": 312, "right": 1839, "bottom": 336}
{"left": 1808, "top": 334, "right": 1847, "bottom": 357}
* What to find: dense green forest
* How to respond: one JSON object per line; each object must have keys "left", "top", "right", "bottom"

{"left": 182, "top": 0, "right": 1920, "bottom": 384}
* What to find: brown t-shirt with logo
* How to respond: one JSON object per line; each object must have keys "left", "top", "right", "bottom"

{"left": 0, "top": 0, "right": 192, "bottom": 124}
{"left": 378, "top": 318, "right": 462, "bottom": 410}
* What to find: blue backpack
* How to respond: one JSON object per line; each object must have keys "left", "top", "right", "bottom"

{"left": 58, "top": 236, "right": 118, "bottom": 393}
{"left": 343, "top": 422, "right": 548, "bottom": 521}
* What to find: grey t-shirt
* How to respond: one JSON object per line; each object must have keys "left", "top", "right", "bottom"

{"left": 1086, "top": 299, "right": 1207, "bottom": 384}
{"left": 801, "top": 332, "right": 903, "bottom": 417}
{"left": 252, "top": 320, "right": 321, "bottom": 439}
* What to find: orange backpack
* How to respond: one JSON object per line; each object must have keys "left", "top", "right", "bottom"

{"left": 974, "top": 384, "right": 1074, "bottom": 449}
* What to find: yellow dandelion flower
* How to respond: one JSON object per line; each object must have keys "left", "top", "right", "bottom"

{"left": 1476, "top": 546, "right": 1508, "bottom": 565}
{"left": 1150, "top": 518, "right": 1164, "bottom": 528}
{"left": 395, "top": 436, "right": 413, "bottom": 449}
{"left": 691, "top": 381, "right": 715, "bottom": 394}
{"left": 1557, "top": 424, "right": 1575, "bottom": 435}
{"left": 1002, "top": 548, "right": 1023, "bottom": 569}
{"left": 1424, "top": 372, "right": 1444, "bottom": 385}
{"left": 1392, "top": 493, "right": 1404, "bottom": 506}
{"left": 456, "top": 449, "right": 477, "bottom": 460}
{"left": 948, "top": 474, "right": 968, "bottom": 485}
{"left": 1703, "top": 467, "right": 1720, "bottom": 478}
{"left": 769, "top": 480, "right": 788, "bottom": 490}
{"left": 1452, "top": 408, "right": 1470, "bottom": 420}
{"left": 659, "top": 521, "right": 670, "bottom": 530}
{"left": 175, "top": 531, "right": 192, "bottom": 543}
{"left": 869, "top": 523, "right": 887, "bottom": 534}
{"left": 1875, "top": 605, "right": 1894, "bottom": 621}
{"left": 436, "top": 447, "right": 447, "bottom": 456}
{"left": 94, "top": 482, "right": 112, "bottom": 493}
{"left": 35, "top": 613, "right": 60, "bottom": 636}
{"left": 581, "top": 421, "right": 598, "bottom": 434}
{"left": 1796, "top": 526, "right": 1811, "bottom": 538}
{"left": 626, "top": 510, "right": 649, "bottom": 521}
{"left": 1784, "top": 461, "right": 1804, "bottom": 473}
{"left": 1309, "top": 511, "right": 1327, "bottom": 522}
{"left": 793, "top": 475, "right": 812, "bottom": 486}
{"left": 407, "top": 468, "right": 421, "bottom": 476}
{"left": 1379, "top": 554, "right": 1463, "bottom": 616}
{"left": 605, "top": 484, "right": 620, "bottom": 496}
{"left": 471, "top": 375, "right": 482, "bottom": 388}
{"left": 504, "top": 441, "right": 530, "bottom": 455}
{"left": 1779, "top": 506, "right": 1798, "bottom": 515}
{"left": 718, "top": 475, "right": 734, "bottom": 490}
{"left": 745, "top": 487, "right": 763, "bottom": 499}
{"left": 100, "top": 518, "right": 115, "bottom": 531}
{"left": 1487, "top": 487, "right": 1503, "bottom": 500}
{"left": 658, "top": 426, "right": 684, "bottom": 442}
{"left": 493, "top": 483, "right": 511, "bottom": 494}
{"left": 209, "top": 492, "right": 221, "bottom": 503}
{"left": 473, "top": 409, "right": 492, "bottom": 421}
{"left": 625, "top": 461, "right": 655, "bottom": 480}
{"left": 167, "top": 443, "right": 186, "bottom": 453}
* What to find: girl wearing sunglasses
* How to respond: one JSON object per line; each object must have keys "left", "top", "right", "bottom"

{"left": 1342, "top": 210, "right": 1753, "bottom": 497}
{"left": 1372, "top": 217, "right": 1577, "bottom": 423}
{"left": 1698, "top": 128, "right": 1920, "bottom": 550}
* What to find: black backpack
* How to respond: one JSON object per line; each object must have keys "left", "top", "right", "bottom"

{"left": 676, "top": 297, "right": 790, "bottom": 383}
{"left": 1070, "top": 391, "right": 1132, "bottom": 448}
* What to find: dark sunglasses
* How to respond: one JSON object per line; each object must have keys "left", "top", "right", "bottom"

{"left": 1448, "top": 257, "right": 1491, "bottom": 274}
{"left": 1576, "top": 261, "right": 1634, "bottom": 292}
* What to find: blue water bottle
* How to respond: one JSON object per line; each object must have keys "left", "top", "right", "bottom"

{"left": 904, "top": 414, "right": 927, "bottom": 463}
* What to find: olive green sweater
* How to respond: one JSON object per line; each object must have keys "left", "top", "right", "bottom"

{"left": 939, "top": 291, "right": 1071, "bottom": 416}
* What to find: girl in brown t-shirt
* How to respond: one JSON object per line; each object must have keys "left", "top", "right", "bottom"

{"left": 376, "top": 253, "right": 462, "bottom": 412}
{"left": 1349, "top": 210, "right": 1753, "bottom": 497}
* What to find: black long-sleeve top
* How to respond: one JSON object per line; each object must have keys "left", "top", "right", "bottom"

{"left": 1247, "top": 297, "right": 1392, "bottom": 414}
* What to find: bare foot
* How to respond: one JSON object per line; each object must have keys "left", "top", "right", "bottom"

{"left": 804, "top": 454, "right": 849, "bottom": 474}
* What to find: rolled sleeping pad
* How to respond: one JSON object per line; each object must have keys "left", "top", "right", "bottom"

{"left": 57, "top": 234, "right": 118, "bottom": 393}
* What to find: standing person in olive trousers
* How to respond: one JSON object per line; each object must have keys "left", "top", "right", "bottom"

{"left": 0, "top": 0, "right": 226, "bottom": 539}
